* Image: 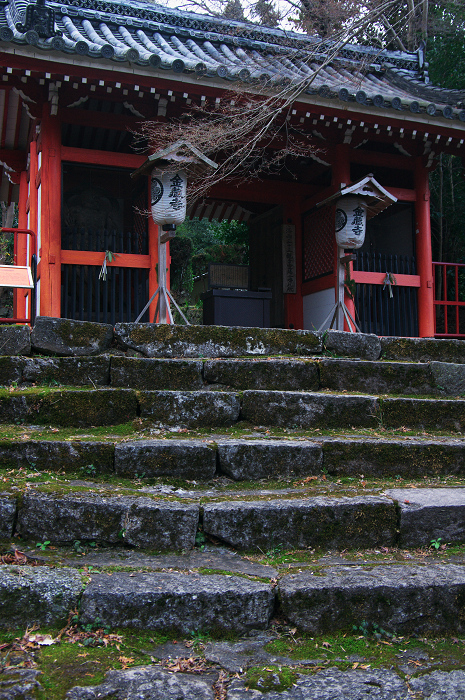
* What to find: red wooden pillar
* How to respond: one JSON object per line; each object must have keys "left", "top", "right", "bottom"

{"left": 283, "top": 200, "right": 304, "bottom": 330}
{"left": 14, "top": 170, "right": 29, "bottom": 320}
{"left": 414, "top": 157, "right": 435, "bottom": 337}
{"left": 332, "top": 144, "right": 356, "bottom": 329}
{"left": 39, "top": 109, "right": 62, "bottom": 318}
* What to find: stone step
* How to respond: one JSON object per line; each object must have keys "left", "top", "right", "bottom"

{"left": 3, "top": 487, "right": 465, "bottom": 551}
{"left": 1, "top": 435, "right": 465, "bottom": 480}
{"left": 279, "top": 562, "right": 465, "bottom": 636}
{"left": 3, "top": 354, "right": 465, "bottom": 396}
{"left": 0, "top": 387, "right": 463, "bottom": 430}
{"left": 3, "top": 555, "right": 465, "bottom": 637}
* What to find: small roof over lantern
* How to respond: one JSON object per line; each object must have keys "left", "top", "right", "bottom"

{"left": 316, "top": 175, "right": 397, "bottom": 219}
{"left": 131, "top": 139, "right": 218, "bottom": 180}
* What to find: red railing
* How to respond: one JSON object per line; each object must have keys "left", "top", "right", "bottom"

{"left": 433, "top": 261, "right": 465, "bottom": 338}
{"left": 0, "top": 228, "right": 37, "bottom": 325}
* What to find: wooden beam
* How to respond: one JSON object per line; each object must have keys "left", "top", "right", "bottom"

{"left": 61, "top": 146, "right": 145, "bottom": 168}
{"left": 350, "top": 148, "right": 415, "bottom": 170}
{"left": 351, "top": 271, "right": 420, "bottom": 287}
{"left": 60, "top": 107, "right": 142, "bottom": 132}
{"left": 61, "top": 250, "right": 151, "bottom": 268}
{"left": 0, "top": 149, "right": 27, "bottom": 173}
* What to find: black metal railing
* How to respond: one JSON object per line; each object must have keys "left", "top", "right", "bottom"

{"left": 353, "top": 252, "right": 418, "bottom": 337}
{"left": 61, "top": 264, "right": 149, "bottom": 325}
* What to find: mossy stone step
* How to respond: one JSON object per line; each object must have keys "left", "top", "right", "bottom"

{"left": 79, "top": 571, "right": 274, "bottom": 634}
{"left": 4, "top": 355, "right": 465, "bottom": 396}
{"left": 279, "top": 562, "right": 465, "bottom": 635}
{"left": 1, "top": 436, "right": 465, "bottom": 480}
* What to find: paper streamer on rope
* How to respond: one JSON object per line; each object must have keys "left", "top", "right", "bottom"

{"left": 151, "top": 168, "right": 187, "bottom": 227}
{"left": 334, "top": 196, "right": 367, "bottom": 249}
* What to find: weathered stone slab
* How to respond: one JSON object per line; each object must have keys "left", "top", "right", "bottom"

{"left": 279, "top": 563, "right": 465, "bottom": 635}
{"left": 386, "top": 488, "right": 465, "bottom": 548}
{"left": 430, "top": 361, "right": 465, "bottom": 395}
{"left": 138, "top": 390, "right": 240, "bottom": 427}
{"left": 218, "top": 440, "right": 322, "bottom": 480}
{"left": 79, "top": 572, "right": 274, "bottom": 633}
{"left": 0, "top": 564, "right": 82, "bottom": 627}
{"left": 115, "top": 440, "right": 216, "bottom": 480}
{"left": 0, "top": 325, "right": 31, "bottom": 356}
{"left": 114, "top": 323, "right": 321, "bottom": 358}
{"left": 227, "top": 668, "right": 410, "bottom": 700}
{"left": 410, "top": 671, "right": 465, "bottom": 700}
{"left": 204, "top": 634, "right": 306, "bottom": 673}
{"left": 381, "top": 336, "right": 465, "bottom": 364}
{"left": 323, "top": 330, "right": 381, "bottom": 361}
{"left": 31, "top": 317, "right": 113, "bottom": 356}
{"left": 204, "top": 359, "right": 319, "bottom": 391}
{"left": 111, "top": 357, "right": 204, "bottom": 390}
{"left": 241, "top": 391, "right": 378, "bottom": 429}
{"left": 22, "top": 356, "right": 111, "bottom": 386}
{"left": 320, "top": 359, "right": 436, "bottom": 395}
{"left": 0, "top": 440, "right": 114, "bottom": 474}
{"left": 66, "top": 666, "right": 216, "bottom": 700}
{"left": 0, "top": 493, "right": 16, "bottom": 539}
{"left": 381, "top": 397, "right": 465, "bottom": 431}
{"left": 0, "top": 388, "right": 137, "bottom": 426}
{"left": 322, "top": 438, "right": 465, "bottom": 477}
{"left": 16, "top": 493, "right": 199, "bottom": 550}
{"left": 0, "top": 667, "right": 43, "bottom": 699}
{"left": 203, "top": 496, "right": 396, "bottom": 550}
{"left": 0, "top": 356, "right": 25, "bottom": 384}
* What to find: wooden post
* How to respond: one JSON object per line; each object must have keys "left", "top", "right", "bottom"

{"left": 332, "top": 144, "right": 355, "bottom": 330}
{"left": 414, "top": 157, "right": 435, "bottom": 337}
{"left": 14, "top": 170, "right": 29, "bottom": 320}
{"left": 39, "top": 109, "right": 62, "bottom": 318}
{"left": 148, "top": 216, "right": 158, "bottom": 322}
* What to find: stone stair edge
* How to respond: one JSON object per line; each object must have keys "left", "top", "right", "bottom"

{"left": 3, "top": 317, "right": 465, "bottom": 363}
{"left": 3, "top": 559, "right": 465, "bottom": 636}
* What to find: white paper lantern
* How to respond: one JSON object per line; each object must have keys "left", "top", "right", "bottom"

{"left": 151, "top": 168, "right": 187, "bottom": 227}
{"left": 335, "top": 196, "right": 366, "bottom": 249}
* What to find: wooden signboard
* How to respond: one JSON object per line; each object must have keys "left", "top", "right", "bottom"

{"left": 0, "top": 265, "right": 34, "bottom": 289}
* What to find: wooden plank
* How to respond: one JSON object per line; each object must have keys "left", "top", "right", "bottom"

{"left": 351, "top": 271, "right": 421, "bottom": 287}
{"left": 61, "top": 250, "right": 151, "bottom": 268}
{"left": 0, "top": 265, "right": 33, "bottom": 288}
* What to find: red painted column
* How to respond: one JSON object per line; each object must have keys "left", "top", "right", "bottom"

{"left": 332, "top": 144, "right": 356, "bottom": 330}
{"left": 39, "top": 109, "right": 62, "bottom": 318}
{"left": 414, "top": 157, "right": 435, "bottom": 337}
{"left": 14, "top": 170, "right": 29, "bottom": 320}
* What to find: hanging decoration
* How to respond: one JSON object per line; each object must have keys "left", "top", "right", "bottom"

{"left": 99, "top": 250, "right": 120, "bottom": 281}
{"left": 335, "top": 196, "right": 367, "bottom": 249}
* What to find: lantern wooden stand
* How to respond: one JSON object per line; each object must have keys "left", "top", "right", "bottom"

{"left": 316, "top": 176, "right": 397, "bottom": 333}
{"left": 132, "top": 140, "right": 217, "bottom": 324}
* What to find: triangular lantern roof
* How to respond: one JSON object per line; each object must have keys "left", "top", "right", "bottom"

{"left": 131, "top": 140, "right": 218, "bottom": 180}
{"left": 316, "top": 176, "right": 398, "bottom": 219}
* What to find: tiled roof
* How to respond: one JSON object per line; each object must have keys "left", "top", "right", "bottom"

{"left": 1, "top": 0, "right": 465, "bottom": 123}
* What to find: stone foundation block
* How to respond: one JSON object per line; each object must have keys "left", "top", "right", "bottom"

{"left": 0, "top": 494, "right": 16, "bottom": 539}
{"left": 381, "top": 397, "right": 465, "bottom": 431}
{"left": 0, "top": 325, "right": 31, "bottom": 356}
{"left": 387, "top": 487, "right": 465, "bottom": 548}
{"left": 138, "top": 390, "right": 240, "bottom": 427}
{"left": 16, "top": 493, "right": 199, "bottom": 550}
{"left": 22, "top": 356, "right": 111, "bottom": 386}
{"left": 79, "top": 572, "right": 274, "bottom": 633}
{"left": 323, "top": 330, "right": 381, "bottom": 360}
{"left": 217, "top": 440, "right": 322, "bottom": 480}
{"left": 115, "top": 440, "right": 217, "bottom": 480}
{"left": 203, "top": 496, "right": 396, "bottom": 550}
{"left": 241, "top": 391, "right": 378, "bottom": 429}
{"left": 0, "top": 565, "right": 82, "bottom": 627}
{"left": 0, "top": 440, "right": 114, "bottom": 474}
{"left": 110, "top": 357, "right": 204, "bottom": 390}
{"left": 31, "top": 317, "right": 113, "bottom": 356}
{"left": 320, "top": 359, "right": 436, "bottom": 395}
{"left": 279, "top": 563, "right": 465, "bottom": 635}
{"left": 114, "top": 323, "right": 321, "bottom": 358}
{"left": 381, "top": 336, "right": 465, "bottom": 364}
{"left": 204, "top": 359, "right": 319, "bottom": 391}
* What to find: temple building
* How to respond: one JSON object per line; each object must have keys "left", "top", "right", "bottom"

{"left": 1, "top": 0, "right": 464, "bottom": 335}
